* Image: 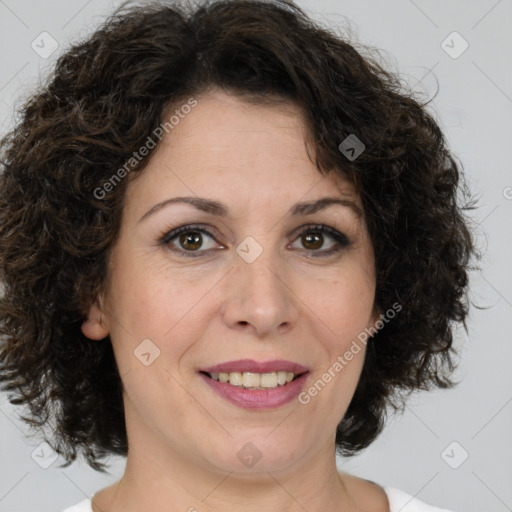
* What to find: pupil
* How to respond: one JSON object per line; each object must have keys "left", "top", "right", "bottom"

{"left": 180, "top": 232, "right": 202, "bottom": 250}
{"left": 303, "top": 232, "right": 322, "bottom": 250}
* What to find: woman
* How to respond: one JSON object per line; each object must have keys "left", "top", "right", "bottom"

{"left": 0, "top": 1, "right": 478, "bottom": 511}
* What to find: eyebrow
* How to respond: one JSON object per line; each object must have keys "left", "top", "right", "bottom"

{"left": 138, "top": 195, "right": 363, "bottom": 223}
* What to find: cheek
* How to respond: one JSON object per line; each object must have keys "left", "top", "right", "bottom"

{"left": 105, "top": 255, "right": 223, "bottom": 373}
{"left": 107, "top": 246, "right": 206, "bottom": 331}
{"left": 299, "top": 268, "right": 375, "bottom": 340}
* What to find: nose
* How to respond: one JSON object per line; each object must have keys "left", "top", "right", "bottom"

{"left": 221, "top": 245, "right": 300, "bottom": 337}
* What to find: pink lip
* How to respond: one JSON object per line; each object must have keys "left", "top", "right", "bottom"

{"left": 199, "top": 372, "right": 310, "bottom": 410}
{"left": 200, "top": 359, "right": 309, "bottom": 374}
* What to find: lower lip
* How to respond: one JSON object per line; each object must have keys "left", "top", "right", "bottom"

{"left": 199, "top": 372, "right": 309, "bottom": 410}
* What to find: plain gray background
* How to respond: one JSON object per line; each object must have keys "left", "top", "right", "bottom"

{"left": 0, "top": 1, "right": 511, "bottom": 511}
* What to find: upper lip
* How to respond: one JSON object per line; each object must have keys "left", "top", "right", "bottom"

{"left": 200, "top": 359, "right": 309, "bottom": 374}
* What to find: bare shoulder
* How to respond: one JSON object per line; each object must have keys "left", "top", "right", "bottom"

{"left": 91, "top": 482, "right": 119, "bottom": 512}
{"left": 338, "top": 470, "right": 390, "bottom": 512}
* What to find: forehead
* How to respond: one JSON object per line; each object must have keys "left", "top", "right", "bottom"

{"left": 125, "top": 90, "right": 360, "bottom": 214}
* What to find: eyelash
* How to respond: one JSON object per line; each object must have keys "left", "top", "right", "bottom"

{"left": 159, "top": 223, "right": 350, "bottom": 259}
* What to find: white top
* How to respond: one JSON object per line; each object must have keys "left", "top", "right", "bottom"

{"left": 61, "top": 487, "right": 454, "bottom": 511}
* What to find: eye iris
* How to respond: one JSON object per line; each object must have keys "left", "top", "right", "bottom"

{"left": 302, "top": 232, "right": 323, "bottom": 250}
{"left": 179, "top": 232, "right": 202, "bottom": 251}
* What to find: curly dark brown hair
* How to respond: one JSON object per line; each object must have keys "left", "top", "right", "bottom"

{"left": 0, "top": 0, "right": 479, "bottom": 473}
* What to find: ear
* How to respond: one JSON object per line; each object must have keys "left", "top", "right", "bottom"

{"left": 81, "top": 297, "right": 109, "bottom": 340}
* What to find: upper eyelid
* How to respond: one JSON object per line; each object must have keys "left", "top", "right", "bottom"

{"left": 161, "top": 223, "right": 222, "bottom": 244}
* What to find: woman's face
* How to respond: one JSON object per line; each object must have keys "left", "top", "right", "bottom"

{"left": 84, "top": 89, "right": 380, "bottom": 477}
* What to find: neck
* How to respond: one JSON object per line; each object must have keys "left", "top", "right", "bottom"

{"left": 94, "top": 445, "right": 358, "bottom": 512}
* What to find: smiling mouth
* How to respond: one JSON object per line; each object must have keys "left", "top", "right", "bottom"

{"left": 200, "top": 370, "right": 305, "bottom": 390}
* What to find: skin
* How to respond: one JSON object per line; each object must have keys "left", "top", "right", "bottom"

{"left": 82, "top": 89, "right": 389, "bottom": 512}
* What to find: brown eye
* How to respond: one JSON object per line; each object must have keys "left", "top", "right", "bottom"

{"left": 161, "top": 224, "right": 221, "bottom": 257}
{"left": 301, "top": 232, "right": 324, "bottom": 250}
{"left": 290, "top": 225, "right": 350, "bottom": 257}
{"left": 178, "top": 231, "right": 203, "bottom": 251}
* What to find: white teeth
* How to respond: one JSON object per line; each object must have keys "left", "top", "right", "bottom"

{"left": 261, "top": 372, "right": 278, "bottom": 387}
{"left": 276, "top": 371, "right": 287, "bottom": 386}
{"left": 228, "top": 372, "right": 243, "bottom": 386}
{"left": 208, "top": 371, "right": 298, "bottom": 389}
{"left": 242, "top": 372, "right": 260, "bottom": 387}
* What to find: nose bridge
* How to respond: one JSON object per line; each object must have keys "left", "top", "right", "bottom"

{"left": 222, "top": 233, "right": 298, "bottom": 334}
{"left": 240, "top": 244, "right": 281, "bottom": 296}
